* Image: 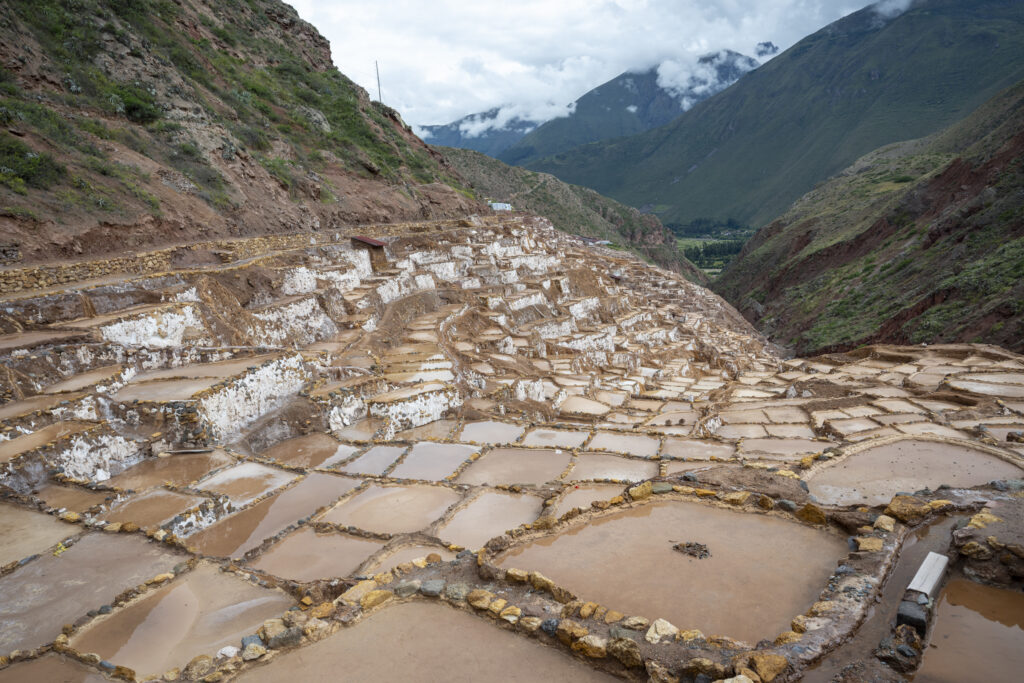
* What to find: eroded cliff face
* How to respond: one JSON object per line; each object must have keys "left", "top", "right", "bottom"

{"left": 0, "top": 0, "right": 481, "bottom": 265}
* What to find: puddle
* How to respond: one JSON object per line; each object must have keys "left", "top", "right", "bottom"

{"left": 437, "top": 491, "right": 542, "bottom": 550}
{"left": 259, "top": 434, "right": 357, "bottom": 469}
{"left": 195, "top": 462, "right": 299, "bottom": 506}
{"left": 559, "top": 396, "right": 611, "bottom": 416}
{"left": 739, "top": 438, "right": 825, "bottom": 459}
{"left": 0, "top": 654, "right": 106, "bottom": 682}
{"left": 320, "top": 484, "right": 462, "bottom": 535}
{"left": 70, "top": 564, "right": 292, "bottom": 678}
{"left": 33, "top": 484, "right": 110, "bottom": 513}
{"left": 521, "top": 428, "right": 590, "bottom": 449}
{"left": 0, "top": 533, "right": 180, "bottom": 653}
{"left": 568, "top": 453, "right": 658, "bottom": 482}
{"left": 499, "top": 500, "right": 847, "bottom": 644}
{"left": 0, "top": 502, "right": 74, "bottom": 565}
{"left": 807, "top": 439, "right": 1024, "bottom": 506}
{"left": 458, "top": 420, "right": 525, "bottom": 444}
{"left": 108, "top": 450, "right": 234, "bottom": 490}
{"left": 234, "top": 600, "right": 618, "bottom": 682}
{"left": 388, "top": 442, "right": 478, "bottom": 480}
{"left": 914, "top": 579, "right": 1024, "bottom": 682}
{"left": 395, "top": 420, "right": 457, "bottom": 440}
{"left": 362, "top": 544, "right": 457, "bottom": 573}
{"left": 457, "top": 447, "right": 571, "bottom": 486}
{"left": 588, "top": 432, "right": 660, "bottom": 457}
{"left": 0, "top": 421, "right": 94, "bottom": 463}
{"left": 187, "top": 473, "right": 359, "bottom": 558}
{"left": 250, "top": 528, "right": 384, "bottom": 581}
{"left": 101, "top": 489, "right": 205, "bottom": 528}
{"left": 553, "top": 483, "right": 627, "bottom": 518}
{"left": 337, "top": 445, "right": 406, "bottom": 476}
{"left": 42, "top": 365, "right": 123, "bottom": 394}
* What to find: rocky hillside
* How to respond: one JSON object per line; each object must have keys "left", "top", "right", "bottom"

{"left": 0, "top": 0, "right": 480, "bottom": 265}
{"left": 498, "top": 50, "right": 758, "bottom": 168}
{"left": 439, "top": 146, "right": 705, "bottom": 283}
{"left": 521, "top": 0, "right": 1024, "bottom": 229}
{"left": 714, "top": 79, "right": 1024, "bottom": 355}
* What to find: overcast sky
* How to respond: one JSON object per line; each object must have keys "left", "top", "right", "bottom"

{"left": 289, "top": 1, "right": 876, "bottom": 130}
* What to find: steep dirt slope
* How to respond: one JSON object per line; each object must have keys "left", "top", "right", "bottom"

{"left": 0, "top": 0, "right": 480, "bottom": 265}
{"left": 439, "top": 146, "right": 706, "bottom": 282}
{"left": 714, "top": 80, "right": 1024, "bottom": 355}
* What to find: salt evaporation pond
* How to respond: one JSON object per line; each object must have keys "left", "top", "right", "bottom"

{"left": 499, "top": 500, "right": 847, "bottom": 644}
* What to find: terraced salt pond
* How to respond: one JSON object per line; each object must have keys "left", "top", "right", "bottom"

{"left": 237, "top": 601, "right": 617, "bottom": 682}
{"left": 320, "top": 484, "right": 462, "bottom": 534}
{"left": 70, "top": 564, "right": 292, "bottom": 678}
{"left": 521, "top": 428, "right": 590, "bottom": 448}
{"left": 807, "top": 439, "right": 1024, "bottom": 505}
{"left": 458, "top": 420, "right": 525, "bottom": 444}
{"left": 0, "top": 421, "right": 93, "bottom": 463}
{"left": 258, "top": 434, "right": 356, "bottom": 469}
{"left": 552, "top": 483, "right": 626, "bottom": 518}
{"left": 499, "top": 500, "right": 847, "bottom": 643}
{"left": 457, "top": 447, "right": 571, "bottom": 486}
{"left": 915, "top": 579, "right": 1024, "bottom": 682}
{"left": 108, "top": 449, "right": 234, "bottom": 490}
{"left": 0, "top": 503, "right": 74, "bottom": 565}
{"left": 251, "top": 528, "right": 384, "bottom": 581}
{"left": 438, "top": 490, "right": 543, "bottom": 550}
{"left": 0, "top": 654, "right": 106, "bottom": 682}
{"left": 387, "top": 442, "right": 477, "bottom": 480}
{"left": 568, "top": 452, "right": 658, "bottom": 482}
{"left": 195, "top": 462, "right": 298, "bottom": 506}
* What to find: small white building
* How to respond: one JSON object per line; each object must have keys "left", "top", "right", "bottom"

{"left": 488, "top": 202, "right": 513, "bottom": 212}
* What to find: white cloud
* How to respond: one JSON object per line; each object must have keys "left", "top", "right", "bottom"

{"left": 289, "top": 0, "right": 865, "bottom": 128}
{"left": 872, "top": 0, "right": 915, "bottom": 19}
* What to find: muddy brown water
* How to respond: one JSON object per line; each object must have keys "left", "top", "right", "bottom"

{"left": 0, "top": 330, "right": 81, "bottom": 352}
{"left": 499, "top": 500, "right": 847, "bottom": 644}
{"left": 568, "top": 453, "right": 658, "bottom": 482}
{"left": 113, "top": 377, "right": 226, "bottom": 402}
{"left": 235, "top": 600, "right": 619, "bottom": 682}
{"left": 807, "top": 439, "right": 1024, "bottom": 506}
{"left": 553, "top": 483, "right": 627, "bottom": 518}
{"left": 337, "top": 445, "right": 406, "bottom": 476}
{"left": 195, "top": 462, "right": 299, "bottom": 506}
{"left": 396, "top": 419, "right": 457, "bottom": 440}
{"left": 587, "top": 432, "right": 660, "bottom": 457}
{"left": 0, "top": 502, "right": 74, "bottom": 565}
{"left": 258, "top": 433, "right": 357, "bottom": 469}
{"left": 521, "top": 428, "right": 590, "bottom": 449}
{"left": 459, "top": 420, "right": 525, "bottom": 444}
{"left": 803, "top": 518, "right": 957, "bottom": 682}
{"left": 457, "top": 447, "right": 571, "bottom": 486}
{"left": 387, "top": 442, "right": 478, "bottom": 480}
{"left": 0, "top": 654, "right": 107, "bottom": 682}
{"left": 42, "top": 365, "right": 122, "bottom": 394}
{"left": 0, "top": 533, "right": 180, "bottom": 653}
{"left": 320, "top": 484, "right": 462, "bottom": 535}
{"left": 33, "top": 483, "right": 111, "bottom": 512}
{"left": 0, "top": 393, "right": 78, "bottom": 420}
{"left": 250, "top": 528, "right": 384, "bottom": 581}
{"left": 739, "top": 438, "right": 825, "bottom": 459}
{"left": 914, "top": 578, "right": 1024, "bottom": 682}
{"left": 101, "top": 489, "right": 205, "bottom": 528}
{"left": 362, "top": 543, "right": 457, "bottom": 573}
{"left": 437, "top": 490, "right": 543, "bottom": 550}
{"left": 70, "top": 564, "right": 292, "bottom": 678}
{"left": 107, "top": 450, "right": 234, "bottom": 490}
{"left": 0, "top": 421, "right": 93, "bottom": 463}
{"left": 660, "top": 439, "right": 735, "bottom": 460}
{"left": 187, "top": 473, "right": 359, "bottom": 558}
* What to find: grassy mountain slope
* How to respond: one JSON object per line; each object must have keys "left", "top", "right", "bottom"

{"left": 713, "top": 79, "right": 1024, "bottom": 355}
{"left": 440, "top": 146, "right": 706, "bottom": 283}
{"left": 0, "top": 0, "right": 478, "bottom": 264}
{"left": 522, "top": 0, "right": 1024, "bottom": 229}
{"left": 498, "top": 51, "right": 757, "bottom": 168}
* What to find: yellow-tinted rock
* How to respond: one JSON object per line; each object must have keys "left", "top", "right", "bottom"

{"left": 300, "top": 596, "right": 313, "bottom": 607}
{"left": 467, "top": 589, "right": 495, "bottom": 609}
{"left": 695, "top": 488, "right": 718, "bottom": 498}
{"left": 724, "top": 491, "right": 751, "bottom": 506}
{"left": 104, "top": 523, "right": 122, "bottom": 533}
{"left": 628, "top": 481, "right": 653, "bottom": 501}
{"left": 757, "top": 495, "right": 774, "bottom": 510}
{"left": 604, "top": 610, "right": 624, "bottom": 624}
{"left": 810, "top": 601, "right": 834, "bottom": 616}
{"left": 773, "top": 631, "right": 802, "bottom": 645}
{"left": 579, "top": 601, "right": 598, "bottom": 619}
{"left": 505, "top": 567, "right": 529, "bottom": 583}
{"left": 799, "top": 455, "right": 816, "bottom": 470}
{"left": 749, "top": 653, "right": 788, "bottom": 682}
{"left": 967, "top": 510, "right": 1003, "bottom": 529}
{"left": 60, "top": 511, "right": 81, "bottom": 523}
{"left": 147, "top": 573, "right": 175, "bottom": 585}
{"left": 885, "top": 495, "right": 930, "bottom": 523}
{"left": 571, "top": 634, "right": 608, "bottom": 658}
{"left": 592, "top": 606, "right": 607, "bottom": 622}
{"left": 359, "top": 590, "right": 394, "bottom": 610}
{"left": 519, "top": 616, "right": 543, "bottom": 633}
{"left": 530, "top": 571, "right": 555, "bottom": 592}
{"left": 487, "top": 598, "right": 508, "bottom": 615}
{"left": 339, "top": 580, "right": 377, "bottom": 605}
{"left": 673, "top": 485, "right": 695, "bottom": 495}
{"left": 959, "top": 541, "right": 993, "bottom": 560}
{"left": 873, "top": 515, "right": 896, "bottom": 532}
{"left": 556, "top": 619, "right": 588, "bottom": 645}
{"left": 310, "top": 602, "right": 335, "bottom": 620}
{"left": 796, "top": 503, "right": 826, "bottom": 525}
{"left": 372, "top": 570, "right": 394, "bottom": 585}
{"left": 855, "top": 537, "right": 884, "bottom": 552}
{"left": 678, "top": 629, "right": 704, "bottom": 642}
{"left": 927, "top": 499, "right": 953, "bottom": 512}
{"left": 499, "top": 605, "right": 522, "bottom": 623}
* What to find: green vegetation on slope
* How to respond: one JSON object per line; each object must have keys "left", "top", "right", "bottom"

{"left": 713, "top": 79, "right": 1024, "bottom": 355}
{"left": 439, "top": 146, "right": 706, "bottom": 283}
{"left": 522, "top": 0, "right": 1024, "bottom": 229}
